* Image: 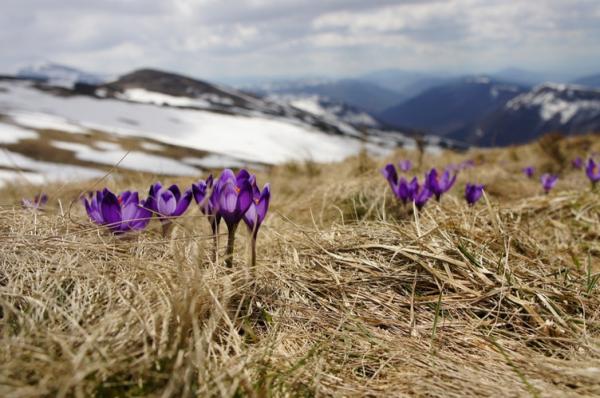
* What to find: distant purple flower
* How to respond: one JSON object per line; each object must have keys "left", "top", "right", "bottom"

{"left": 21, "top": 194, "right": 48, "bottom": 209}
{"left": 572, "top": 157, "right": 583, "bottom": 169}
{"left": 459, "top": 159, "right": 475, "bottom": 170}
{"left": 425, "top": 168, "right": 456, "bottom": 201}
{"left": 413, "top": 185, "right": 433, "bottom": 210}
{"left": 522, "top": 166, "right": 535, "bottom": 178}
{"left": 82, "top": 188, "right": 151, "bottom": 233}
{"left": 465, "top": 183, "right": 484, "bottom": 206}
{"left": 540, "top": 174, "right": 558, "bottom": 194}
{"left": 398, "top": 160, "right": 412, "bottom": 172}
{"left": 586, "top": 158, "right": 600, "bottom": 187}
{"left": 397, "top": 177, "right": 419, "bottom": 204}
{"left": 381, "top": 163, "right": 398, "bottom": 187}
{"left": 146, "top": 183, "right": 192, "bottom": 223}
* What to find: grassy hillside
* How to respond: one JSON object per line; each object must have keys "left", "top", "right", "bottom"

{"left": 1, "top": 133, "right": 600, "bottom": 397}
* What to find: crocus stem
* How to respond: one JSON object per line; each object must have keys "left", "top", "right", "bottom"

{"left": 225, "top": 224, "right": 237, "bottom": 268}
{"left": 211, "top": 219, "right": 219, "bottom": 264}
{"left": 250, "top": 237, "right": 257, "bottom": 268}
{"left": 161, "top": 221, "right": 173, "bottom": 237}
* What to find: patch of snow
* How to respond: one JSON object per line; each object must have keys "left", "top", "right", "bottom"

{"left": 506, "top": 84, "right": 600, "bottom": 123}
{"left": 74, "top": 149, "right": 201, "bottom": 176}
{"left": 183, "top": 154, "right": 247, "bottom": 169}
{"left": 8, "top": 110, "right": 86, "bottom": 133}
{"left": 51, "top": 140, "right": 91, "bottom": 153}
{"left": 117, "top": 88, "right": 211, "bottom": 108}
{"left": 0, "top": 122, "right": 38, "bottom": 143}
{"left": 139, "top": 142, "right": 166, "bottom": 151}
{"left": 0, "top": 149, "right": 105, "bottom": 186}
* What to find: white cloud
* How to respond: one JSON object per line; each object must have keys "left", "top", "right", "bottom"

{"left": 0, "top": 0, "right": 599, "bottom": 79}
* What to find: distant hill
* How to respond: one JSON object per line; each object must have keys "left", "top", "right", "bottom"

{"left": 247, "top": 78, "right": 404, "bottom": 114}
{"left": 17, "top": 62, "right": 105, "bottom": 88}
{"left": 451, "top": 83, "right": 600, "bottom": 146}
{"left": 358, "top": 69, "right": 452, "bottom": 98}
{"left": 379, "top": 76, "right": 528, "bottom": 137}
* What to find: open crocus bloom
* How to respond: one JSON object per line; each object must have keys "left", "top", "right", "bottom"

{"left": 243, "top": 183, "right": 270, "bottom": 237}
{"left": 586, "top": 158, "right": 600, "bottom": 186}
{"left": 398, "top": 160, "right": 412, "bottom": 172}
{"left": 465, "top": 183, "right": 484, "bottom": 205}
{"left": 215, "top": 169, "right": 253, "bottom": 229}
{"left": 522, "top": 166, "right": 535, "bottom": 178}
{"left": 83, "top": 188, "right": 151, "bottom": 233}
{"left": 425, "top": 168, "right": 456, "bottom": 201}
{"left": 146, "top": 183, "right": 192, "bottom": 222}
{"left": 21, "top": 194, "right": 48, "bottom": 209}
{"left": 540, "top": 174, "right": 558, "bottom": 193}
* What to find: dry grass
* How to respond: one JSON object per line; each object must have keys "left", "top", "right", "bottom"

{"left": 1, "top": 133, "right": 600, "bottom": 397}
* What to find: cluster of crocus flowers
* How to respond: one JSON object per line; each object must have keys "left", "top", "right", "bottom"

{"left": 21, "top": 194, "right": 48, "bottom": 210}
{"left": 381, "top": 164, "right": 444, "bottom": 211}
{"left": 191, "top": 169, "right": 271, "bottom": 267}
{"left": 586, "top": 158, "right": 600, "bottom": 188}
{"left": 83, "top": 189, "right": 152, "bottom": 234}
{"left": 82, "top": 168, "right": 270, "bottom": 267}
{"left": 540, "top": 174, "right": 558, "bottom": 194}
{"left": 464, "top": 183, "right": 484, "bottom": 206}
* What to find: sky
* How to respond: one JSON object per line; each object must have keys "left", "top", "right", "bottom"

{"left": 1, "top": 0, "right": 600, "bottom": 82}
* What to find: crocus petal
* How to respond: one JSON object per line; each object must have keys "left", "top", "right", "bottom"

{"left": 173, "top": 188, "right": 192, "bottom": 217}
{"left": 236, "top": 180, "right": 253, "bottom": 216}
{"left": 157, "top": 190, "right": 177, "bottom": 216}
{"left": 101, "top": 191, "right": 122, "bottom": 229}
{"left": 168, "top": 184, "right": 181, "bottom": 202}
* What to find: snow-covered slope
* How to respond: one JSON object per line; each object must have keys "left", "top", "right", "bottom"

{"left": 0, "top": 66, "right": 457, "bottom": 187}
{"left": 267, "top": 94, "right": 381, "bottom": 129}
{"left": 16, "top": 62, "right": 105, "bottom": 88}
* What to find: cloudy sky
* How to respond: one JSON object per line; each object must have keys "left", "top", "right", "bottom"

{"left": 2, "top": 0, "right": 600, "bottom": 81}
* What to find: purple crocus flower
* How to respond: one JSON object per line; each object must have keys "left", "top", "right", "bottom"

{"left": 192, "top": 175, "right": 220, "bottom": 229}
{"left": 21, "top": 194, "right": 48, "bottom": 209}
{"left": 396, "top": 176, "right": 419, "bottom": 205}
{"left": 572, "top": 157, "right": 583, "bottom": 169}
{"left": 243, "top": 180, "right": 271, "bottom": 267}
{"left": 82, "top": 188, "right": 151, "bottom": 233}
{"left": 522, "top": 166, "right": 535, "bottom": 178}
{"left": 243, "top": 183, "right": 270, "bottom": 237}
{"left": 146, "top": 183, "right": 192, "bottom": 222}
{"left": 215, "top": 169, "right": 253, "bottom": 230}
{"left": 540, "top": 174, "right": 558, "bottom": 194}
{"left": 425, "top": 168, "right": 456, "bottom": 201}
{"left": 413, "top": 185, "right": 433, "bottom": 210}
{"left": 465, "top": 183, "right": 484, "bottom": 206}
{"left": 215, "top": 169, "right": 253, "bottom": 267}
{"left": 586, "top": 158, "right": 600, "bottom": 187}
{"left": 398, "top": 160, "right": 412, "bottom": 172}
